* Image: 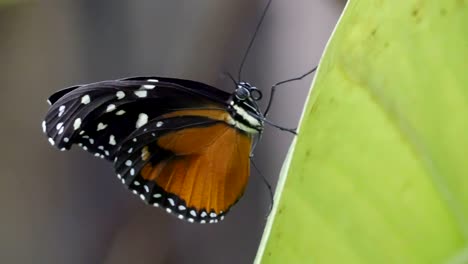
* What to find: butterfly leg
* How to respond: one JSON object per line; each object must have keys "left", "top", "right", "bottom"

{"left": 262, "top": 119, "right": 297, "bottom": 135}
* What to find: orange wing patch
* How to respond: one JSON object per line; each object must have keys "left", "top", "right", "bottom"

{"left": 140, "top": 123, "right": 252, "bottom": 216}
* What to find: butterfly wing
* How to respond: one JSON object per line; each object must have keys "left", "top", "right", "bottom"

{"left": 113, "top": 112, "right": 252, "bottom": 223}
{"left": 43, "top": 77, "right": 253, "bottom": 223}
{"left": 42, "top": 77, "right": 231, "bottom": 158}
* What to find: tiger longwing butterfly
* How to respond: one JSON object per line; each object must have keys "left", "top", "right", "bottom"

{"left": 42, "top": 77, "right": 266, "bottom": 223}
{"left": 42, "top": 0, "right": 316, "bottom": 224}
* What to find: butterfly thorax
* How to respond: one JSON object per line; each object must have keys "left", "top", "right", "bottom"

{"left": 227, "top": 82, "right": 264, "bottom": 134}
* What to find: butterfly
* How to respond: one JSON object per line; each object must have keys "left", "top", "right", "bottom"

{"left": 42, "top": 77, "right": 267, "bottom": 224}
{"left": 42, "top": 0, "right": 317, "bottom": 224}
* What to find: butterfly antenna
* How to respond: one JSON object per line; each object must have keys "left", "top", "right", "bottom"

{"left": 223, "top": 71, "right": 238, "bottom": 88}
{"left": 238, "top": 0, "right": 273, "bottom": 82}
{"left": 251, "top": 158, "right": 274, "bottom": 218}
{"left": 264, "top": 66, "right": 317, "bottom": 117}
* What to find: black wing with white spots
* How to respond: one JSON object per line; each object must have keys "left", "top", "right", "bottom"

{"left": 42, "top": 77, "right": 230, "bottom": 159}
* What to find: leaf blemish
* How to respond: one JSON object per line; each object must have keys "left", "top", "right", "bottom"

{"left": 411, "top": 6, "right": 423, "bottom": 23}
{"left": 440, "top": 8, "right": 447, "bottom": 16}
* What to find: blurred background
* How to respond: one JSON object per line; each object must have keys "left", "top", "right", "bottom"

{"left": 0, "top": 0, "right": 343, "bottom": 263}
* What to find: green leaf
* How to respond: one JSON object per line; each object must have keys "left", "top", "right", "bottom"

{"left": 256, "top": 0, "right": 468, "bottom": 263}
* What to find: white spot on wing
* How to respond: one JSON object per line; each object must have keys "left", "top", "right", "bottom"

{"left": 156, "top": 121, "right": 163, "bottom": 127}
{"left": 58, "top": 105, "right": 66, "bottom": 117}
{"left": 109, "top": 135, "right": 116, "bottom": 145}
{"left": 116, "top": 91, "right": 125, "bottom": 100}
{"left": 168, "top": 198, "right": 175, "bottom": 206}
{"left": 106, "top": 104, "right": 116, "bottom": 112}
{"left": 134, "top": 90, "right": 147, "bottom": 98}
{"left": 116, "top": 110, "right": 125, "bottom": 115}
{"left": 64, "top": 137, "right": 69, "bottom": 143}
{"left": 97, "top": 123, "right": 107, "bottom": 131}
{"left": 148, "top": 79, "right": 159, "bottom": 82}
{"left": 73, "top": 118, "right": 82, "bottom": 130}
{"left": 42, "top": 121, "right": 46, "bottom": 133}
{"left": 153, "top": 193, "right": 162, "bottom": 198}
{"left": 130, "top": 168, "right": 135, "bottom": 175}
{"left": 136, "top": 113, "right": 148, "bottom": 128}
{"left": 81, "top": 94, "right": 91, "bottom": 104}
{"left": 142, "top": 84, "right": 155, "bottom": 89}
{"left": 178, "top": 205, "right": 186, "bottom": 211}
{"left": 58, "top": 127, "right": 64, "bottom": 135}
{"left": 125, "top": 160, "right": 132, "bottom": 166}
{"left": 48, "top": 137, "right": 55, "bottom": 145}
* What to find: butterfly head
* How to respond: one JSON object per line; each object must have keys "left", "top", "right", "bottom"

{"left": 228, "top": 82, "right": 264, "bottom": 134}
{"left": 235, "top": 82, "right": 262, "bottom": 101}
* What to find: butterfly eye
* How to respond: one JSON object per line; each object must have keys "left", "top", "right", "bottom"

{"left": 235, "top": 86, "right": 250, "bottom": 101}
{"left": 250, "top": 87, "right": 262, "bottom": 101}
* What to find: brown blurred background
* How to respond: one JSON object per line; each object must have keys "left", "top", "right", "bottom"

{"left": 0, "top": 1, "right": 343, "bottom": 263}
